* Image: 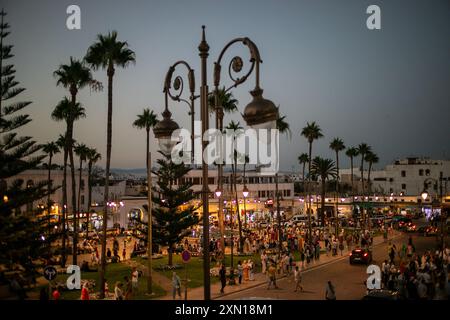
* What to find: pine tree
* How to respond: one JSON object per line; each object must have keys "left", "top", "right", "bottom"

{"left": 0, "top": 9, "right": 55, "bottom": 271}
{"left": 134, "top": 153, "right": 199, "bottom": 266}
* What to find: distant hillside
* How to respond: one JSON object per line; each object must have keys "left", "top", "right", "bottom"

{"left": 110, "top": 168, "right": 147, "bottom": 178}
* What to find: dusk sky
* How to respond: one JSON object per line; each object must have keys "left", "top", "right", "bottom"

{"left": 3, "top": 0, "right": 450, "bottom": 172}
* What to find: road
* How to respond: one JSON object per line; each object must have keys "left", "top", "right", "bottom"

{"left": 218, "top": 232, "right": 441, "bottom": 300}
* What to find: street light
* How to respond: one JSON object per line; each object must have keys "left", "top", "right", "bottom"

{"left": 153, "top": 101, "right": 180, "bottom": 156}
{"left": 421, "top": 189, "right": 429, "bottom": 201}
{"left": 215, "top": 188, "right": 222, "bottom": 198}
{"left": 242, "top": 185, "right": 249, "bottom": 198}
{"left": 156, "top": 26, "right": 278, "bottom": 300}
{"left": 242, "top": 185, "right": 249, "bottom": 229}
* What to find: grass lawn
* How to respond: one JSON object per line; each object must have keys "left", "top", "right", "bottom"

{"left": 49, "top": 262, "right": 165, "bottom": 300}
{"left": 137, "top": 252, "right": 265, "bottom": 289}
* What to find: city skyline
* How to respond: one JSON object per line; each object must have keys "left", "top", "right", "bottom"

{"left": 2, "top": 0, "right": 450, "bottom": 171}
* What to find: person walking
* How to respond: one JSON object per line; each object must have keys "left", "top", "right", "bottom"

{"left": 122, "top": 247, "right": 127, "bottom": 261}
{"left": 219, "top": 265, "right": 227, "bottom": 294}
{"left": 123, "top": 276, "right": 132, "bottom": 300}
{"left": 294, "top": 266, "right": 303, "bottom": 292}
{"left": 249, "top": 260, "right": 255, "bottom": 281}
{"left": 325, "top": 281, "right": 336, "bottom": 300}
{"left": 172, "top": 271, "right": 182, "bottom": 299}
{"left": 261, "top": 251, "right": 267, "bottom": 274}
{"left": 300, "top": 249, "right": 305, "bottom": 268}
{"left": 237, "top": 261, "right": 243, "bottom": 285}
{"left": 114, "top": 282, "right": 124, "bottom": 300}
{"left": 267, "top": 263, "right": 278, "bottom": 289}
{"left": 131, "top": 267, "right": 139, "bottom": 295}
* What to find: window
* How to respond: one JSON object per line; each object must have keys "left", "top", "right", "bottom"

{"left": 193, "top": 177, "right": 200, "bottom": 185}
{"left": 401, "top": 171, "right": 406, "bottom": 177}
{"left": 425, "top": 169, "right": 430, "bottom": 176}
{"left": 81, "top": 195, "right": 85, "bottom": 205}
{"left": 208, "top": 177, "right": 214, "bottom": 185}
{"left": 401, "top": 184, "right": 406, "bottom": 189}
{"left": 286, "top": 190, "right": 291, "bottom": 197}
{"left": 81, "top": 179, "right": 85, "bottom": 190}
{"left": 419, "top": 169, "right": 423, "bottom": 176}
{"left": 389, "top": 178, "right": 394, "bottom": 182}
{"left": 261, "top": 191, "right": 266, "bottom": 197}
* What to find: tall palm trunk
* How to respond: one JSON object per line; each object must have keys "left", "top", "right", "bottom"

{"left": 77, "top": 157, "right": 83, "bottom": 237}
{"left": 243, "top": 162, "right": 247, "bottom": 228}
{"left": 335, "top": 151, "right": 340, "bottom": 237}
{"left": 146, "top": 128, "right": 150, "bottom": 172}
{"left": 307, "top": 141, "right": 313, "bottom": 239}
{"left": 320, "top": 178, "right": 326, "bottom": 226}
{"left": 336, "top": 152, "right": 340, "bottom": 195}
{"left": 69, "top": 91, "right": 78, "bottom": 266}
{"left": 47, "top": 154, "right": 53, "bottom": 255}
{"left": 367, "top": 161, "right": 373, "bottom": 194}
{"left": 302, "top": 162, "right": 306, "bottom": 193}
{"left": 360, "top": 155, "right": 365, "bottom": 229}
{"left": 276, "top": 173, "right": 282, "bottom": 251}
{"left": 350, "top": 156, "right": 354, "bottom": 194}
{"left": 61, "top": 143, "right": 68, "bottom": 267}
{"left": 360, "top": 156, "right": 365, "bottom": 195}
{"left": 87, "top": 161, "right": 93, "bottom": 240}
{"left": 232, "top": 162, "right": 243, "bottom": 253}
{"left": 100, "top": 64, "right": 114, "bottom": 299}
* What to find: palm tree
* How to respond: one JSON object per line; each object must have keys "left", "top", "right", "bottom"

{"left": 329, "top": 138, "right": 345, "bottom": 237}
{"left": 311, "top": 157, "right": 337, "bottom": 226}
{"left": 357, "top": 143, "right": 372, "bottom": 195}
{"left": 85, "top": 31, "right": 135, "bottom": 299}
{"left": 329, "top": 138, "right": 345, "bottom": 193}
{"left": 275, "top": 114, "right": 290, "bottom": 251}
{"left": 208, "top": 87, "right": 238, "bottom": 114}
{"left": 54, "top": 58, "right": 93, "bottom": 266}
{"left": 51, "top": 96, "right": 87, "bottom": 266}
{"left": 209, "top": 87, "right": 238, "bottom": 256}
{"left": 298, "top": 153, "right": 309, "bottom": 193}
{"left": 356, "top": 143, "right": 371, "bottom": 230}
{"left": 133, "top": 108, "right": 158, "bottom": 169}
{"left": 345, "top": 147, "right": 359, "bottom": 194}
{"left": 300, "top": 121, "right": 323, "bottom": 238}
{"left": 276, "top": 114, "right": 292, "bottom": 139}
{"left": 42, "top": 141, "right": 60, "bottom": 248}
{"left": 365, "top": 151, "right": 379, "bottom": 194}
{"left": 86, "top": 147, "right": 101, "bottom": 237}
{"left": 74, "top": 143, "right": 90, "bottom": 231}
{"left": 226, "top": 120, "right": 244, "bottom": 254}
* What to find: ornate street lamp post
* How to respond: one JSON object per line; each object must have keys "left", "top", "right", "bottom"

{"left": 154, "top": 26, "right": 278, "bottom": 300}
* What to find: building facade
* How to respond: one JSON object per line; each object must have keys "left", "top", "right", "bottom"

{"left": 4, "top": 169, "right": 89, "bottom": 214}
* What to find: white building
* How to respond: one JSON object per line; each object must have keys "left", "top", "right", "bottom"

{"left": 4, "top": 169, "right": 89, "bottom": 214}
{"left": 114, "top": 168, "right": 295, "bottom": 230}
{"left": 340, "top": 157, "right": 450, "bottom": 197}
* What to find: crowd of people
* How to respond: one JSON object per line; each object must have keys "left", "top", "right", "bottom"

{"left": 377, "top": 237, "right": 449, "bottom": 300}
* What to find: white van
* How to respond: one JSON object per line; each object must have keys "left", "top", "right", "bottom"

{"left": 291, "top": 214, "right": 310, "bottom": 226}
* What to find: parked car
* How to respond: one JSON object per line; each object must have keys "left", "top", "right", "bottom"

{"left": 417, "top": 225, "right": 438, "bottom": 236}
{"left": 349, "top": 248, "right": 372, "bottom": 265}
{"left": 405, "top": 222, "right": 417, "bottom": 232}
{"left": 290, "top": 214, "right": 310, "bottom": 226}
